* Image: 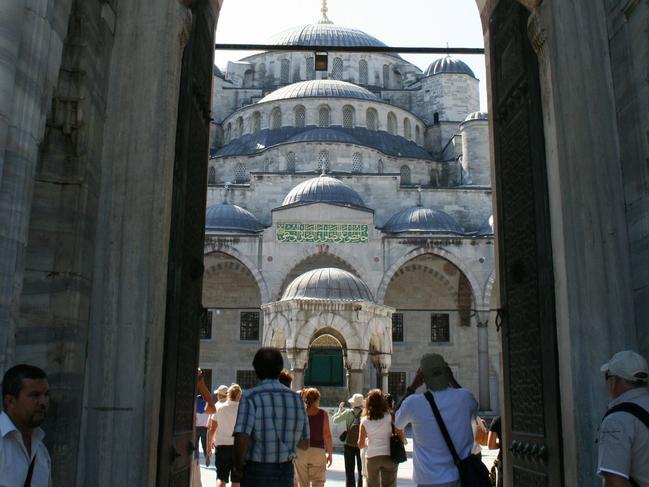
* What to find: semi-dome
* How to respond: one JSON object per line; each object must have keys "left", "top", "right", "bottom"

{"left": 281, "top": 175, "right": 366, "bottom": 208}
{"left": 281, "top": 267, "right": 374, "bottom": 302}
{"left": 205, "top": 203, "right": 264, "bottom": 233}
{"left": 286, "top": 128, "right": 360, "bottom": 145}
{"left": 477, "top": 215, "right": 494, "bottom": 236}
{"left": 268, "top": 23, "right": 390, "bottom": 49}
{"left": 259, "top": 80, "right": 379, "bottom": 103}
{"left": 424, "top": 56, "right": 476, "bottom": 78}
{"left": 464, "top": 111, "right": 488, "bottom": 122}
{"left": 382, "top": 206, "right": 464, "bottom": 234}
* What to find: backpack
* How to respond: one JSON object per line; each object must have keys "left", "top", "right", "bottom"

{"left": 345, "top": 409, "right": 362, "bottom": 447}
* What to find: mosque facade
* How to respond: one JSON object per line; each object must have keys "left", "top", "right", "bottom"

{"left": 199, "top": 4, "right": 498, "bottom": 409}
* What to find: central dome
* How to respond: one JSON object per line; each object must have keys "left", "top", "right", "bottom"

{"left": 281, "top": 268, "right": 374, "bottom": 302}
{"left": 259, "top": 80, "right": 379, "bottom": 103}
{"left": 282, "top": 175, "right": 366, "bottom": 208}
{"left": 268, "top": 23, "right": 389, "bottom": 49}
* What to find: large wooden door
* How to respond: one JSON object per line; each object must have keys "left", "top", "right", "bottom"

{"left": 490, "top": 1, "right": 564, "bottom": 485}
{"left": 156, "top": 1, "right": 216, "bottom": 485}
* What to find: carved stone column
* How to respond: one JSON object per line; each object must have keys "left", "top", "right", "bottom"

{"left": 348, "top": 369, "right": 364, "bottom": 394}
{"left": 291, "top": 368, "right": 305, "bottom": 391}
{"left": 476, "top": 314, "right": 491, "bottom": 411}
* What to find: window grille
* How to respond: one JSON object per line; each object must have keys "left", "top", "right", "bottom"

{"left": 286, "top": 152, "right": 296, "bottom": 173}
{"left": 433, "top": 112, "right": 440, "bottom": 124}
{"left": 264, "top": 157, "right": 273, "bottom": 172}
{"left": 257, "top": 63, "right": 266, "bottom": 82}
{"left": 236, "top": 117, "right": 243, "bottom": 138}
{"left": 294, "top": 106, "right": 306, "bottom": 127}
{"left": 366, "top": 108, "right": 378, "bottom": 130}
{"left": 306, "top": 57, "right": 315, "bottom": 80}
{"left": 388, "top": 372, "right": 406, "bottom": 399}
{"left": 280, "top": 59, "right": 290, "bottom": 84}
{"left": 392, "top": 313, "right": 404, "bottom": 342}
{"left": 318, "top": 151, "right": 330, "bottom": 172}
{"left": 236, "top": 370, "right": 259, "bottom": 390}
{"left": 359, "top": 60, "right": 368, "bottom": 84}
{"left": 377, "top": 159, "right": 384, "bottom": 174}
{"left": 343, "top": 106, "right": 354, "bottom": 128}
{"left": 352, "top": 153, "right": 363, "bottom": 173}
{"left": 293, "top": 64, "right": 301, "bottom": 82}
{"left": 400, "top": 165, "right": 411, "bottom": 185}
{"left": 208, "top": 166, "right": 216, "bottom": 185}
{"left": 271, "top": 108, "right": 282, "bottom": 129}
{"left": 431, "top": 313, "right": 450, "bottom": 342}
{"left": 240, "top": 311, "right": 260, "bottom": 341}
{"left": 383, "top": 64, "right": 390, "bottom": 88}
{"left": 387, "top": 112, "right": 397, "bottom": 135}
{"left": 318, "top": 106, "right": 330, "bottom": 128}
{"left": 252, "top": 112, "right": 261, "bottom": 133}
{"left": 234, "top": 163, "right": 249, "bottom": 183}
{"left": 404, "top": 118, "right": 412, "bottom": 139}
{"left": 416, "top": 125, "right": 422, "bottom": 145}
{"left": 201, "top": 310, "right": 213, "bottom": 339}
{"left": 331, "top": 57, "right": 343, "bottom": 80}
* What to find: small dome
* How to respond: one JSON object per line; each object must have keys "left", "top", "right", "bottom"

{"left": 205, "top": 203, "right": 264, "bottom": 233}
{"left": 282, "top": 175, "right": 366, "bottom": 208}
{"left": 281, "top": 268, "right": 374, "bottom": 302}
{"left": 286, "top": 128, "right": 360, "bottom": 145}
{"left": 424, "top": 56, "right": 475, "bottom": 78}
{"left": 382, "top": 207, "right": 464, "bottom": 234}
{"left": 268, "top": 23, "right": 390, "bottom": 49}
{"left": 213, "top": 65, "right": 224, "bottom": 78}
{"left": 259, "top": 80, "right": 379, "bottom": 103}
{"left": 463, "top": 111, "right": 488, "bottom": 122}
{"left": 477, "top": 215, "right": 494, "bottom": 236}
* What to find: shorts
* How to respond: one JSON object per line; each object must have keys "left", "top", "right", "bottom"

{"left": 216, "top": 445, "right": 234, "bottom": 482}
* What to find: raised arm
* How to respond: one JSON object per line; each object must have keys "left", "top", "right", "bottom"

{"left": 197, "top": 369, "right": 216, "bottom": 414}
{"left": 322, "top": 412, "right": 333, "bottom": 467}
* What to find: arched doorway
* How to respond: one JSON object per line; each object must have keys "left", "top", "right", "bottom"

{"left": 304, "top": 334, "right": 345, "bottom": 387}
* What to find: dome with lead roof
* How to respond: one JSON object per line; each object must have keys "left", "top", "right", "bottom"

{"left": 205, "top": 203, "right": 264, "bottom": 233}
{"left": 281, "top": 268, "right": 374, "bottom": 302}
{"left": 424, "top": 56, "right": 476, "bottom": 78}
{"left": 382, "top": 206, "right": 464, "bottom": 234}
{"left": 268, "top": 23, "right": 390, "bottom": 49}
{"left": 259, "top": 80, "right": 379, "bottom": 104}
{"left": 281, "top": 175, "right": 366, "bottom": 209}
{"left": 463, "top": 111, "right": 488, "bottom": 122}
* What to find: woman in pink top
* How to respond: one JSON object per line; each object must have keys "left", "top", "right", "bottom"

{"left": 358, "top": 390, "right": 404, "bottom": 487}
{"left": 294, "top": 388, "right": 333, "bottom": 487}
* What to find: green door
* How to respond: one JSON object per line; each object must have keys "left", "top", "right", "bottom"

{"left": 304, "top": 348, "right": 344, "bottom": 387}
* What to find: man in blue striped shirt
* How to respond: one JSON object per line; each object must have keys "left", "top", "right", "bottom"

{"left": 233, "top": 347, "right": 309, "bottom": 487}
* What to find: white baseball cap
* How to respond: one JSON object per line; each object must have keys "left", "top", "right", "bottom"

{"left": 214, "top": 385, "right": 229, "bottom": 396}
{"left": 601, "top": 350, "right": 649, "bottom": 383}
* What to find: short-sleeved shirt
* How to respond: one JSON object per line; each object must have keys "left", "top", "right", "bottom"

{"left": 394, "top": 387, "right": 478, "bottom": 485}
{"left": 361, "top": 415, "right": 392, "bottom": 458}
{"left": 597, "top": 387, "right": 649, "bottom": 486}
{"left": 213, "top": 400, "right": 239, "bottom": 446}
{"left": 233, "top": 379, "right": 309, "bottom": 463}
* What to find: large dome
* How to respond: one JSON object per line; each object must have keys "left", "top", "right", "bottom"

{"left": 259, "top": 80, "right": 379, "bottom": 103}
{"left": 205, "top": 203, "right": 264, "bottom": 233}
{"left": 268, "top": 23, "right": 390, "bottom": 49}
{"left": 281, "top": 268, "right": 374, "bottom": 302}
{"left": 424, "top": 56, "right": 476, "bottom": 78}
{"left": 382, "top": 206, "right": 464, "bottom": 234}
{"left": 286, "top": 128, "right": 360, "bottom": 145}
{"left": 282, "top": 175, "right": 366, "bottom": 208}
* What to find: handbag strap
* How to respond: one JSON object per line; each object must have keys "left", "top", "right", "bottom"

{"left": 24, "top": 454, "right": 36, "bottom": 487}
{"left": 424, "top": 390, "right": 461, "bottom": 466}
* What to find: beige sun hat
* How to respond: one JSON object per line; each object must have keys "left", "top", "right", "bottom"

{"left": 348, "top": 393, "right": 364, "bottom": 408}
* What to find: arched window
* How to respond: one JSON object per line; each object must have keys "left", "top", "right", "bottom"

{"left": 377, "top": 159, "right": 384, "bottom": 174}
{"left": 294, "top": 105, "right": 306, "bottom": 127}
{"left": 366, "top": 108, "right": 378, "bottom": 130}
{"left": 383, "top": 64, "right": 390, "bottom": 88}
{"left": 244, "top": 70, "right": 253, "bottom": 87}
{"left": 236, "top": 117, "right": 243, "bottom": 138}
{"left": 286, "top": 152, "right": 296, "bottom": 173}
{"left": 256, "top": 62, "right": 266, "bottom": 82}
{"left": 359, "top": 60, "right": 368, "bottom": 84}
{"left": 352, "top": 153, "right": 363, "bottom": 173}
{"left": 318, "top": 106, "right": 330, "bottom": 128}
{"left": 433, "top": 112, "right": 440, "bottom": 124}
{"left": 225, "top": 123, "right": 232, "bottom": 143}
{"left": 271, "top": 107, "right": 282, "bottom": 129}
{"left": 264, "top": 157, "right": 274, "bottom": 171}
{"left": 306, "top": 57, "right": 315, "bottom": 80}
{"left": 331, "top": 57, "right": 343, "bottom": 80}
{"left": 387, "top": 112, "right": 397, "bottom": 135}
{"left": 208, "top": 166, "right": 216, "bottom": 184}
{"left": 252, "top": 111, "right": 261, "bottom": 133}
{"left": 234, "top": 163, "right": 249, "bottom": 183}
{"left": 404, "top": 118, "right": 412, "bottom": 139}
{"left": 318, "top": 151, "right": 330, "bottom": 172}
{"left": 416, "top": 125, "right": 422, "bottom": 145}
{"left": 280, "top": 59, "right": 290, "bottom": 84}
{"left": 400, "top": 165, "right": 411, "bottom": 185}
{"left": 343, "top": 105, "right": 355, "bottom": 128}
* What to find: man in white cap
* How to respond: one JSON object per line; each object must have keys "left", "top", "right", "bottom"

{"left": 597, "top": 350, "right": 649, "bottom": 487}
{"left": 215, "top": 384, "right": 229, "bottom": 403}
{"left": 394, "top": 353, "right": 478, "bottom": 487}
{"left": 333, "top": 393, "right": 365, "bottom": 487}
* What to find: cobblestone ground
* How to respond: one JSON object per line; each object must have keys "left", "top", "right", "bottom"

{"left": 197, "top": 439, "right": 497, "bottom": 486}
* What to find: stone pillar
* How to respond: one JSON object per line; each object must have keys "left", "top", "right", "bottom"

{"left": 476, "top": 317, "right": 491, "bottom": 411}
{"left": 292, "top": 368, "right": 305, "bottom": 391}
{"left": 286, "top": 348, "right": 308, "bottom": 391}
{"left": 348, "top": 369, "right": 364, "bottom": 394}
{"left": 381, "top": 372, "right": 389, "bottom": 393}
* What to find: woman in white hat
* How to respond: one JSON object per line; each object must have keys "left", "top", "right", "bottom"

{"left": 333, "top": 393, "right": 365, "bottom": 487}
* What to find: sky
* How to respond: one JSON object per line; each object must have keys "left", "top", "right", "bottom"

{"left": 214, "top": 0, "right": 487, "bottom": 110}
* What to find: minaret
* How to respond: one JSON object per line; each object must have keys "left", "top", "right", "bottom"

{"left": 318, "top": 0, "right": 333, "bottom": 24}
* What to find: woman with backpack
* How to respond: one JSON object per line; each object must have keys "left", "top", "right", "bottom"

{"left": 333, "top": 393, "right": 365, "bottom": 487}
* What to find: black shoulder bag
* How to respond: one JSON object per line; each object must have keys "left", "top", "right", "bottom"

{"left": 389, "top": 422, "right": 407, "bottom": 463}
{"left": 24, "top": 454, "right": 36, "bottom": 487}
{"left": 424, "top": 391, "right": 490, "bottom": 487}
{"left": 601, "top": 402, "right": 649, "bottom": 487}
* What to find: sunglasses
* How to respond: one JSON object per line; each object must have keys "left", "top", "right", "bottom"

{"left": 604, "top": 372, "right": 614, "bottom": 381}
